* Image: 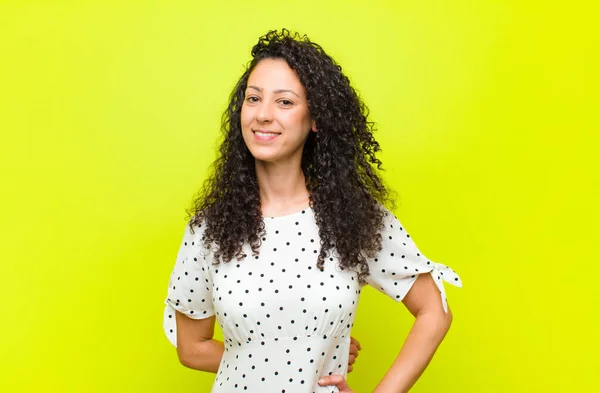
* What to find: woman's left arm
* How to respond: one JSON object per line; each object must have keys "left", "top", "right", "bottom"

{"left": 371, "top": 273, "right": 453, "bottom": 393}
{"left": 319, "top": 273, "right": 453, "bottom": 393}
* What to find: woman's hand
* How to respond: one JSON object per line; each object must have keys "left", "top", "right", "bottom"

{"left": 319, "top": 337, "right": 361, "bottom": 392}
{"left": 347, "top": 336, "right": 362, "bottom": 372}
{"left": 318, "top": 375, "right": 355, "bottom": 392}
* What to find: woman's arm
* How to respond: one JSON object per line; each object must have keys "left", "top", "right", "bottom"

{"left": 319, "top": 273, "right": 453, "bottom": 393}
{"left": 373, "top": 274, "right": 453, "bottom": 393}
{"left": 174, "top": 312, "right": 224, "bottom": 373}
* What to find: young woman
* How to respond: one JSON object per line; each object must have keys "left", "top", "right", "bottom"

{"left": 163, "top": 29, "right": 462, "bottom": 393}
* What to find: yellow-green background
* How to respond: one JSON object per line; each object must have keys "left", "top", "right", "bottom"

{"left": 1, "top": 0, "right": 598, "bottom": 392}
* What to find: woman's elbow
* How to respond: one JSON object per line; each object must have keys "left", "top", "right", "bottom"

{"left": 176, "top": 343, "right": 197, "bottom": 368}
{"left": 440, "top": 305, "right": 453, "bottom": 331}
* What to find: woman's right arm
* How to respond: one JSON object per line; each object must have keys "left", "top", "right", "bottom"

{"left": 174, "top": 312, "right": 224, "bottom": 373}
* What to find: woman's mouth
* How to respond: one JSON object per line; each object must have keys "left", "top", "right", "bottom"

{"left": 253, "top": 130, "right": 281, "bottom": 141}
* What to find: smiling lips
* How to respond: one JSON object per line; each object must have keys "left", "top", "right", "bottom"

{"left": 253, "top": 129, "right": 281, "bottom": 141}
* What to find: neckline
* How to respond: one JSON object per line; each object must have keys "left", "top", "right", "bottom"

{"left": 263, "top": 206, "right": 312, "bottom": 220}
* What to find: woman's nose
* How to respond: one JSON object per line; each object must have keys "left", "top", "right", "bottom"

{"left": 256, "top": 102, "right": 274, "bottom": 122}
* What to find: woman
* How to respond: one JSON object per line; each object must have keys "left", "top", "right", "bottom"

{"left": 163, "top": 29, "right": 462, "bottom": 393}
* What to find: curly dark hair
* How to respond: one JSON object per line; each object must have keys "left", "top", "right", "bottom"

{"left": 185, "top": 28, "right": 397, "bottom": 283}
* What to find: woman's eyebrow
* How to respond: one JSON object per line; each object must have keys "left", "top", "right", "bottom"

{"left": 247, "top": 85, "right": 300, "bottom": 98}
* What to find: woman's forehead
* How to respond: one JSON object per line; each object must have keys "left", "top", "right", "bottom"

{"left": 247, "top": 59, "right": 306, "bottom": 95}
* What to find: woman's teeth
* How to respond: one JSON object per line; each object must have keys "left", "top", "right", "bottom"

{"left": 255, "top": 131, "right": 280, "bottom": 137}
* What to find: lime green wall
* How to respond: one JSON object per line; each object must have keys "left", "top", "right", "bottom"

{"left": 1, "top": 1, "right": 597, "bottom": 392}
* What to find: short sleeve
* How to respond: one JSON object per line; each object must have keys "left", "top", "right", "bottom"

{"left": 364, "top": 207, "right": 462, "bottom": 313}
{"left": 163, "top": 222, "right": 215, "bottom": 347}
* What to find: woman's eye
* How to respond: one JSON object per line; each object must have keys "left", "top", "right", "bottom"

{"left": 279, "top": 100, "right": 293, "bottom": 106}
{"left": 246, "top": 96, "right": 259, "bottom": 103}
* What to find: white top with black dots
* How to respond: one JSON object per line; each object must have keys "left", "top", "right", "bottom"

{"left": 163, "top": 206, "right": 462, "bottom": 393}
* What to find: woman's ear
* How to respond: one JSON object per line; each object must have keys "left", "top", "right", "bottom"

{"left": 312, "top": 120, "right": 318, "bottom": 132}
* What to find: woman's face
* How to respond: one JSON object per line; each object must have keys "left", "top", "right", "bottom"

{"left": 241, "top": 58, "right": 316, "bottom": 164}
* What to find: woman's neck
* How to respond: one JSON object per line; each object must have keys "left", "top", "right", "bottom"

{"left": 255, "top": 159, "right": 310, "bottom": 216}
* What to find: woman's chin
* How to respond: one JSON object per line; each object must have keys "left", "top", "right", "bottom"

{"left": 247, "top": 145, "right": 281, "bottom": 162}
{"left": 246, "top": 143, "right": 303, "bottom": 165}
{"left": 252, "top": 154, "right": 281, "bottom": 164}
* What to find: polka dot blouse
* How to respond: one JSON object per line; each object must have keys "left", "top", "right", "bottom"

{"left": 163, "top": 206, "right": 462, "bottom": 392}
